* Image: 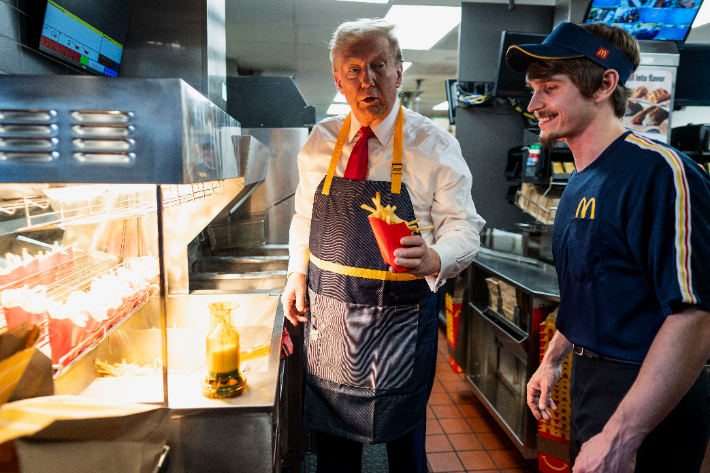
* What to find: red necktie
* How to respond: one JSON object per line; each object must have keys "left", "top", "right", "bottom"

{"left": 344, "top": 126, "right": 374, "bottom": 180}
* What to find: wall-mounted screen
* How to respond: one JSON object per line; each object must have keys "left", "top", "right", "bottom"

{"left": 39, "top": 0, "right": 131, "bottom": 77}
{"left": 584, "top": 0, "right": 705, "bottom": 41}
{"left": 493, "top": 31, "right": 547, "bottom": 98}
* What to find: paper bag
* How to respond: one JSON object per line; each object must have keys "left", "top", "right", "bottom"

{"left": 0, "top": 324, "right": 53, "bottom": 405}
{"left": 1, "top": 395, "right": 170, "bottom": 473}
{"left": 367, "top": 216, "right": 412, "bottom": 273}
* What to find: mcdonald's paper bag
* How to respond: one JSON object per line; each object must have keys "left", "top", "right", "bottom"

{"left": 0, "top": 324, "right": 53, "bottom": 405}
{"left": 0, "top": 395, "right": 169, "bottom": 473}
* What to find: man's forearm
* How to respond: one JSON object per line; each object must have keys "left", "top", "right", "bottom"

{"left": 543, "top": 329, "right": 574, "bottom": 367}
{"left": 603, "top": 306, "right": 710, "bottom": 449}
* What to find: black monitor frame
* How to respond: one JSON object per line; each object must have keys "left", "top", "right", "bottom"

{"left": 492, "top": 31, "right": 547, "bottom": 99}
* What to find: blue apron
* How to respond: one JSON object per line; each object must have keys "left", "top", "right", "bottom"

{"left": 303, "top": 107, "right": 438, "bottom": 444}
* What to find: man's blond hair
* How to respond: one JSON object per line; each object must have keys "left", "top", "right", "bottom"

{"left": 329, "top": 18, "right": 404, "bottom": 71}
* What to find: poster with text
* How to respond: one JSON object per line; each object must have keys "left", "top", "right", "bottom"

{"left": 623, "top": 68, "right": 673, "bottom": 143}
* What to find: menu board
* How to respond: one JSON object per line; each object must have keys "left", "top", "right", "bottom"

{"left": 585, "top": 0, "right": 704, "bottom": 41}
{"left": 623, "top": 67, "right": 673, "bottom": 143}
{"left": 39, "top": 0, "right": 130, "bottom": 77}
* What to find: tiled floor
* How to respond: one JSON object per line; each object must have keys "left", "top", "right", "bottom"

{"left": 427, "top": 327, "right": 539, "bottom": 473}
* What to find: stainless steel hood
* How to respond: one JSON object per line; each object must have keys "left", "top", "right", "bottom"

{"left": 0, "top": 76, "right": 240, "bottom": 184}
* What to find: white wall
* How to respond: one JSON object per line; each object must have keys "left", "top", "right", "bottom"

{"left": 673, "top": 107, "right": 710, "bottom": 127}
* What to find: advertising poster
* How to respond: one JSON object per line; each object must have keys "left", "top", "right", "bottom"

{"left": 623, "top": 67, "right": 673, "bottom": 143}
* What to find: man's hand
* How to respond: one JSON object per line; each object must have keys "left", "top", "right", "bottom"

{"left": 392, "top": 235, "right": 441, "bottom": 277}
{"left": 527, "top": 358, "right": 562, "bottom": 422}
{"left": 282, "top": 272, "right": 309, "bottom": 326}
{"left": 572, "top": 429, "right": 638, "bottom": 473}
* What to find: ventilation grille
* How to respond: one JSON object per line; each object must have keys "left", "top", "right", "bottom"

{"left": 0, "top": 109, "right": 136, "bottom": 164}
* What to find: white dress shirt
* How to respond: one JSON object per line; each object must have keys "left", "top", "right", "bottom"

{"left": 288, "top": 98, "right": 485, "bottom": 291}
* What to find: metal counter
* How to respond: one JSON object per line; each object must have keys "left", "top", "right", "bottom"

{"left": 466, "top": 248, "right": 559, "bottom": 460}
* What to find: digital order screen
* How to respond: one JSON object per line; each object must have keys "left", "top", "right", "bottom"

{"left": 39, "top": 0, "right": 130, "bottom": 77}
{"left": 585, "top": 0, "right": 705, "bottom": 41}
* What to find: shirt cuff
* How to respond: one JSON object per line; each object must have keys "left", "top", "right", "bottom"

{"left": 426, "top": 242, "right": 456, "bottom": 292}
{"left": 287, "top": 248, "right": 310, "bottom": 277}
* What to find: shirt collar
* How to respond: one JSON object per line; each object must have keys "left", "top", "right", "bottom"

{"left": 348, "top": 97, "right": 401, "bottom": 146}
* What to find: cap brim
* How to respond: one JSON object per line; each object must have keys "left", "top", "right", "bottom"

{"left": 506, "top": 44, "right": 583, "bottom": 73}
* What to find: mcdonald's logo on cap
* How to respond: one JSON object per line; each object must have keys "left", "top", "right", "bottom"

{"left": 596, "top": 47, "right": 609, "bottom": 60}
{"left": 576, "top": 197, "right": 595, "bottom": 219}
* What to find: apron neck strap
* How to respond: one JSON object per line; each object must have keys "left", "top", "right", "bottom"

{"left": 322, "top": 105, "right": 404, "bottom": 196}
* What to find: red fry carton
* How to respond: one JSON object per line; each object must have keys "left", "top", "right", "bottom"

{"left": 367, "top": 216, "right": 412, "bottom": 273}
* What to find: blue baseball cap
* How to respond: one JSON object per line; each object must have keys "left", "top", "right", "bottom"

{"left": 506, "top": 23, "right": 634, "bottom": 85}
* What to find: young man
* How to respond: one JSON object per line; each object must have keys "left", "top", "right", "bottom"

{"left": 507, "top": 23, "right": 710, "bottom": 472}
{"left": 281, "top": 18, "right": 484, "bottom": 473}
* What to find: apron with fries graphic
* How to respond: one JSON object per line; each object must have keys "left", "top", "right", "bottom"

{"left": 303, "top": 106, "right": 438, "bottom": 444}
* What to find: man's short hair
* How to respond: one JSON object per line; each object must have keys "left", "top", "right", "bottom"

{"left": 329, "top": 18, "right": 404, "bottom": 71}
{"left": 527, "top": 24, "right": 640, "bottom": 118}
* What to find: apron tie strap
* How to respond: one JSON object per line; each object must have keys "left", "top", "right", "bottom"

{"left": 310, "top": 254, "right": 423, "bottom": 281}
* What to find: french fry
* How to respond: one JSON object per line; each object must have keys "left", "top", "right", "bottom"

{"left": 361, "top": 192, "right": 433, "bottom": 232}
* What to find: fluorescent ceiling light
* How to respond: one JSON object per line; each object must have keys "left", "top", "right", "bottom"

{"left": 402, "top": 62, "right": 412, "bottom": 72}
{"left": 334, "top": 92, "right": 347, "bottom": 103}
{"left": 337, "top": 0, "right": 388, "bottom": 3}
{"left": 433, "top": 101, "right": 449, "bottom": 111}
{"left": 327, "top": 103, "right": 351, "bottom": 115}
{"left": 385, "top": 5, "right": 461, "bottom": 50}
{"left": 693, "top": 2, "right": 710, "bottom": 28}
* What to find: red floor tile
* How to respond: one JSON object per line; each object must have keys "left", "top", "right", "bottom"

{"left": 429, "top": 392, "right": 454, "bottom": 405}
{"left": 433, "top": 404, "right": 463, "bottom": 419}
{"left": 431, "top": 380, "right": 445, "bottom": 393}
{"left": 457, "top": 450, "right": 496, "bottom": 470}
{"left": 449, "top": 390, "right": 480, "bottom": 406}
{"left": 427, "top": 417, "right": 444, "bottom": 435}
{"left": 468, "top": 416, "right": 501, "bottom": 433}
{"left": 489, "top": 449, "right": 530, "bottom": 469}
{"left": 500, "top": 469, "right": 535, "bottom": 473}
{"left": 426, "top": 434, "right": 454, "bottom": 453}
{"left": 427, "top": 451, "right": 464, "bottom": 472}
{"left": 459, "top": 403, "right": 488, "bottom": 418}
{"left": 447, "top": 433, "right": 483, "bottom": 451}
{"left": 477, "top": 432, "right": 515, "bottom": 450}
{"left": 437, "top": 370, "right": 464, "bottom": 382}
{"left": 442, "top": 380, "right": 471, "bottom": 392}
{"left": 439, "top": 418, "right": 473, "bottom": 434}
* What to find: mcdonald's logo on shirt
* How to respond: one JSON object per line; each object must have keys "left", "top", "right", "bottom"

{"left": 576, "top": 197, "right": 595, "bottom": 219}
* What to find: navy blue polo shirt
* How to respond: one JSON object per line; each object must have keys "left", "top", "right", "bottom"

{"left": 553, "top": 131, "right": 710, "bottom": 362}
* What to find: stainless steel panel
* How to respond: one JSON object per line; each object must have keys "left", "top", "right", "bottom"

{"left": 237, "top": 128, "right": 309, "bottom": 244}
{"left": 0, "top": 77, "right": 240, "bottom": 184}
{"left": 120, "top": 0, "right": 227, "bottom": 112}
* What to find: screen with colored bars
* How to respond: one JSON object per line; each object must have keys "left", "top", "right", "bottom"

{"left": 39, "top": 0, "right": 131, "bottom": 77}
{"left": 584, "top": 0, "right": 705, "bottom": 42}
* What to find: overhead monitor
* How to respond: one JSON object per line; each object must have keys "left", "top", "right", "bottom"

{"left": 674, "top": 43, "right": 710, "bottom": 107}
{"left": 39, "top": 0, "right": 131, "bottom": 77}
{"left": 493, "top": 31, "right": 547, "bottom": 99}
{"left": 584, "top": 0, "right": 705, "bottom": 41}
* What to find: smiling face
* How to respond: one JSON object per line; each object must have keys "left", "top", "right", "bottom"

{"left": 333, "top": 35, "right": 403, "bottom": 127}
{"left": 527, "top": 74, "right": 597, "bottom": 149}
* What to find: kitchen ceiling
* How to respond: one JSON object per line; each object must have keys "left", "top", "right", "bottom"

{"left": 226, "top": 0, "right": 710, "bottom": 122}
{"left": 225, "top": 0, "right": 522, "bottom": 121}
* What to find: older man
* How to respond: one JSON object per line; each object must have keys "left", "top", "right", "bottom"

{"left": 507, "top": 23, "right": 710, "bottom": 472}
{"left": 281, "top": 18, "right": 484, "bottom": 473}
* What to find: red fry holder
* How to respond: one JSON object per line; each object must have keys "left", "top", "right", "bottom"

{"left": 367, "top": 216, "right": 412, "bottom": 273}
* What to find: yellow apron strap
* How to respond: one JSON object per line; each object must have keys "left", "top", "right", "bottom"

{"left": 322, "top": 113, "right": 351, "bottom": 196}
{"left": 310, "top": 253, "right": 423, "bottom": 281}
{"left": 322, "top": 105, "right": 404, "bottom": 196}
{"left": 391, "top": 105, "right": 404, "bottom": 195}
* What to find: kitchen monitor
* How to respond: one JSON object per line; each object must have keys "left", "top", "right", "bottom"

{"left": 39, "top": 0, "right": 131, "bottom": 77}
{"left": 674, "top": 43, "right": 710, "bottom": 107}
{"left": 493, "top": 31, "right": 547, "bottom": 99}
{"left": 584, "top": 0, "right": 705, "bottom": 41}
